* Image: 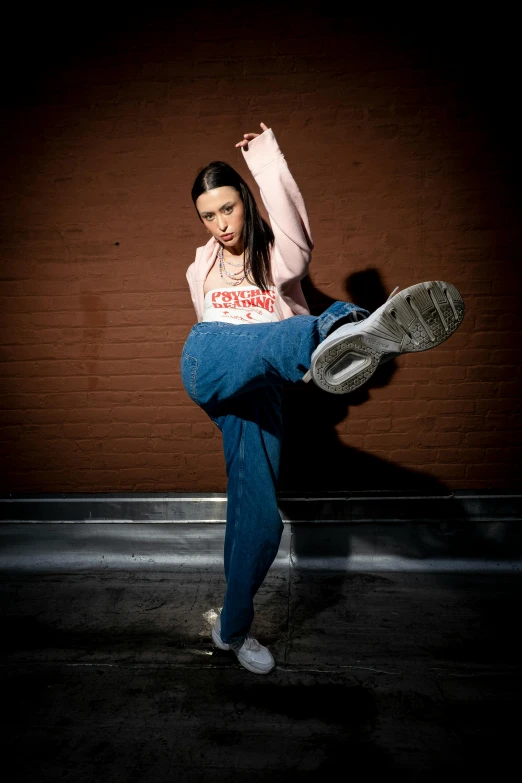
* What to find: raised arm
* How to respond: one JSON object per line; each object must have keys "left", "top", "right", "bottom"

{"left": 237, "top": 123, "right": 313, "bottom": 292}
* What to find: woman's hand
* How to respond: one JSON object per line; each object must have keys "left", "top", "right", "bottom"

{"left": 235, "top": 122, "right": 269, "bottom": 151}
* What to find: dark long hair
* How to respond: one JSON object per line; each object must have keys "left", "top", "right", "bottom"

{"left": 191, "top": 161, "right": 274, "bottom": 290}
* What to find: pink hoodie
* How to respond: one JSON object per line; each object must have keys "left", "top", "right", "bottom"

{"left": 186, "top": 128, "right": 314, "bottom": 322}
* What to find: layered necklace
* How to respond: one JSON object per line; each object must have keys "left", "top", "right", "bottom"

{"left": 218, "top": 244, "right": 251, "bottom": 286}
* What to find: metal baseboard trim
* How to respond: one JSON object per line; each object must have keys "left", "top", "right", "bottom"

{"left": 1, "top": 491, "right": 521, "bottom": 524}
{"left": 1, "top": 517, "right": 521, "bottom": 575}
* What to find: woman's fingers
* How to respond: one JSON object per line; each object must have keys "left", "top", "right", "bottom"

{"left": 235, "top": 132, "right": 259, "bottom": 149}
{"left": 234, "top": 124, "right": 269, "bottom": 149}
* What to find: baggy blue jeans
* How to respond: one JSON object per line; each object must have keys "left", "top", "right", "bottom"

{"left": 180, "top": 300, "right": 368, "bottom": 646}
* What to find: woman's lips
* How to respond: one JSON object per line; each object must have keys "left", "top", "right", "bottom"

{"left": 221, "top": 233, "right": 233, "bottom": 241}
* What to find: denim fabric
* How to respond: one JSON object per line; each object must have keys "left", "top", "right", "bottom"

{"left": 180, "top": 300, "right": 368, "bottom": 646}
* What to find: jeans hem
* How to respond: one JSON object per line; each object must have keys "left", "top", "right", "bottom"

{"left": 223, "top": 635, "right": 245, "bottom": 649}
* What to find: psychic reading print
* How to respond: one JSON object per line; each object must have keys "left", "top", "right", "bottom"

{"left": 202, "top": 287, "right": 279, "bottom": 324}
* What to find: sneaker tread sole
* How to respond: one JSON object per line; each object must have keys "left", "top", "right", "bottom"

{"left": 311, "top": 281, "right": 464, "bottom": 394}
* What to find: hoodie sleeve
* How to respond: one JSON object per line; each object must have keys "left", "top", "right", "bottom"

{"left": 186, "top": 261, "right": 201, "bottom": 321}
{"left": 241, "top": 128, "right": 313, "bottom": 292}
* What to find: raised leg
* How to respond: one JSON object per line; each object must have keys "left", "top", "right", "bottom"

{"left": 180, "top": 300, "right": 368, "bottom": 412}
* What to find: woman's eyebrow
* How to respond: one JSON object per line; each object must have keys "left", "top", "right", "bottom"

{"left": 201, "top": 201, "right": 234, "bottom": 215}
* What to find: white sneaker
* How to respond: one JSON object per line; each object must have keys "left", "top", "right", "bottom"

{"left": 211, "top": 613, "right": 231, "bottom": 650}
{"left": 212, "top": 614, "right": 275, "bottom": 675}
{"left": 233, "top": 635, "right": 275, "bottom": 675}
{"left": 303, "top": 281, "right": 465, "bottom": 394}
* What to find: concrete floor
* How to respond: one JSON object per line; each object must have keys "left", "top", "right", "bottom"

{"left": 2, "top": 565, "right": 521, "bottom": 781}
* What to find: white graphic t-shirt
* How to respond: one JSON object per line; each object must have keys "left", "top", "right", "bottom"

{"left": 202, "top": 287, "right": 280, "bottom": 324}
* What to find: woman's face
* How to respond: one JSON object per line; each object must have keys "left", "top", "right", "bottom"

{"left": 195, "top": 185, "right": 245, "bottom": 252}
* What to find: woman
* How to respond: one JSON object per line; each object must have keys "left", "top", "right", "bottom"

{"left": 181, "top": 122, "right": 464, "bottom": 674}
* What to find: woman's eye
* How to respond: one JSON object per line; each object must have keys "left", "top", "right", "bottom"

{"left": 223, "top": 207, "right": 233, "bottom": 214}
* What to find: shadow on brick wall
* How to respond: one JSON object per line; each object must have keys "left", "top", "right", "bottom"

{"left": 279, "top": 270, "right": 522, "bottom": 565}
{"left": 272, "top": 271, "right": 522, "bottom": 684}
{"left": 280, "top": 269, "right": 434, "bottom": 493}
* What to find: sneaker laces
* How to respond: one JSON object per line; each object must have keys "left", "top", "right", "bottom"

{"left": 242, "top": 634, "right": 261, "bottom": 652}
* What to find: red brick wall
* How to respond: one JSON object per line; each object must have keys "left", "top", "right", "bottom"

{"left": 1, "top": 8, "right": 521, "bottom": 492}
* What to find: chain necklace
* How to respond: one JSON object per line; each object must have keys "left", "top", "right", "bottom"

{"left": 218, "top": 245, "right": 251, "bottom": 286}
